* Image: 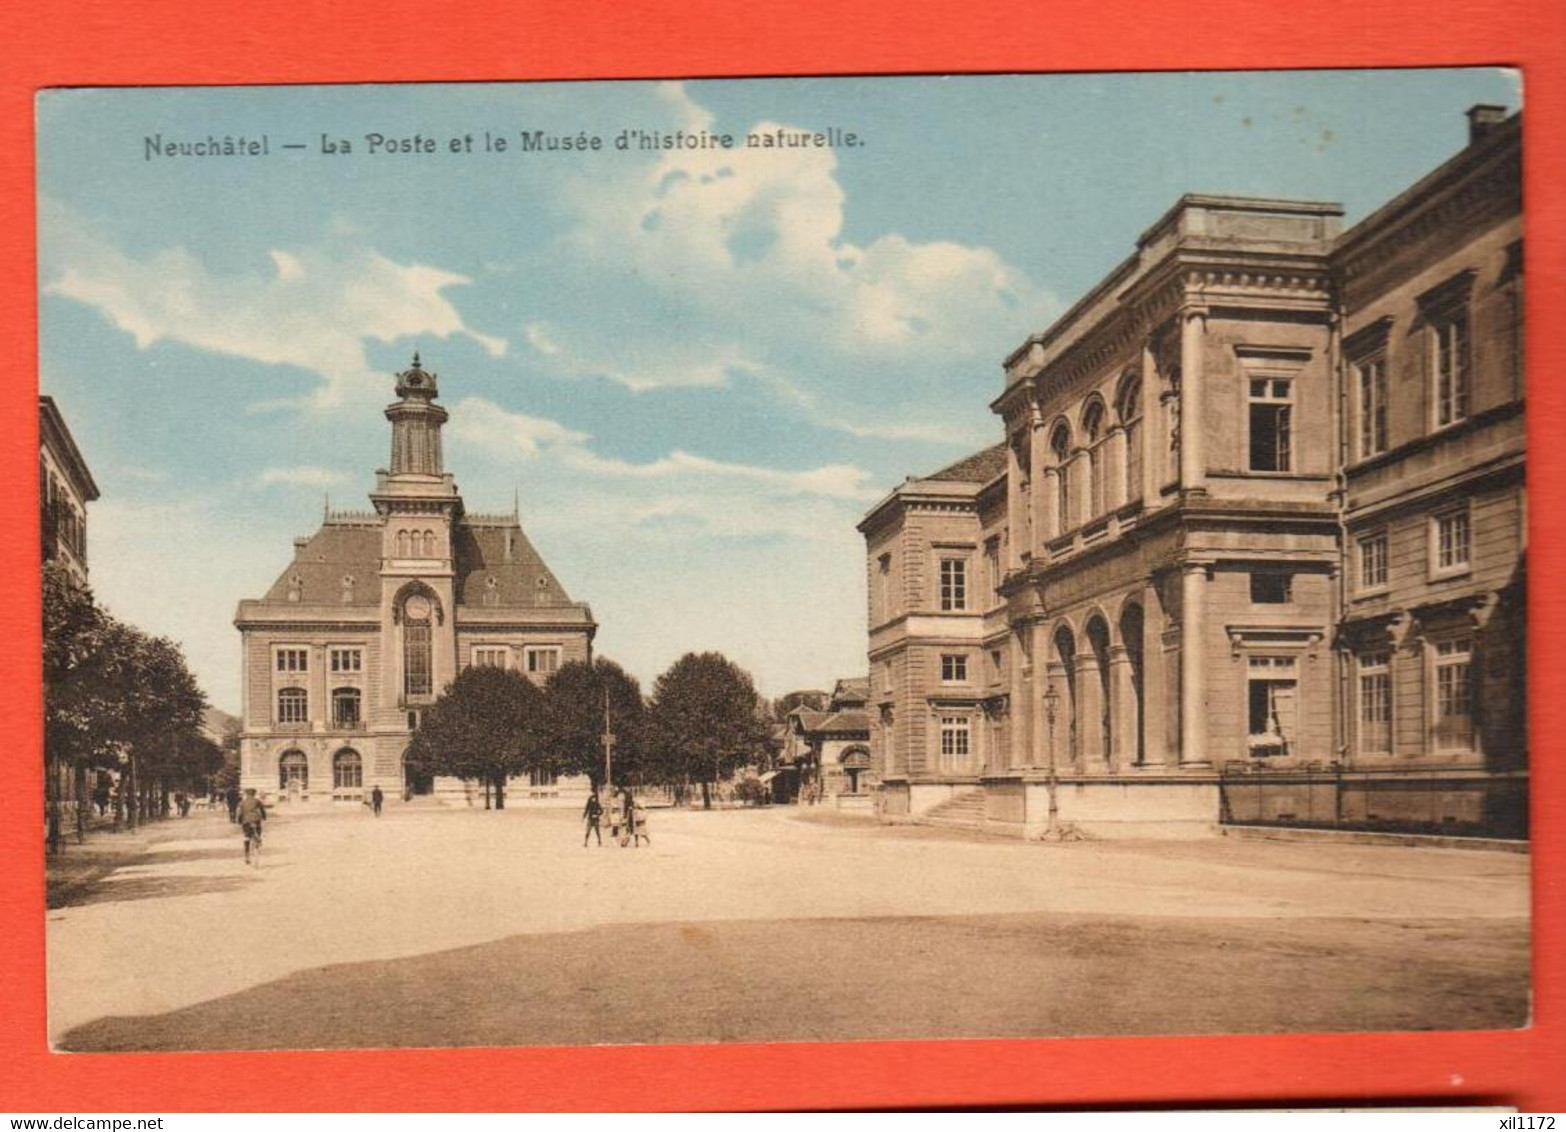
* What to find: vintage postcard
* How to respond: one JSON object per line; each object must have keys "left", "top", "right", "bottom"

{"left": 38, "top": 70, "right": 1528, "bottom": 1053}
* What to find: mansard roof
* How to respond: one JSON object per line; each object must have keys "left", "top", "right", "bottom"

{"left": 256, "top": 516, "right": 574, "bottom": 608}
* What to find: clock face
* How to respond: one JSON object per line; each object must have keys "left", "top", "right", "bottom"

{"left": 405, "top": 595, "right": 432, "bottom": 620}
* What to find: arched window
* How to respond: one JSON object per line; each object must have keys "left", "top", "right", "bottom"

{"left": 277, "top": 687, "right": 308, "bottom": 725}
{"left": 333, "top": 748, "right": 363, "bottom": 790}
{"left": 396, "top": 529, "right": 411, "bottom": 557}
{"left": 1082, "top": 401, "right": 1106, "bottom": 518}
{"left": 1117, "top": 373, "right": 1143, "bottom": 503}
{"left": 279, "top": 749, "right": 309, "bottom": 791}
{"left": 422, "top": 530, "right": 436, "bottom": 557}
{"left": 1050, "top": 423, "right": 1074, "bottom": 532}
{"left": 332, "top": 687, "right": 362, "bottom": 729}
{"left": 403, "top": 593, "right": 433, "bottom": 699}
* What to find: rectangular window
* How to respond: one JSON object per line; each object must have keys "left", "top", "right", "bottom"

{"left": 1434, "top": 510, "right": 1471, "bottom": 574}
{"left": 1248, "top": 378, "right": 1293, "bottom": 472}
{"left": 939, "top": 557, "right": 968, "bottom": 611}
{"left": 525, "top": 646, "right": 562, "bottom": 676}
{"left": 1356, "top": 355, "right": 1389, "bottom": 459}
{"left": 939, "top": 716, "right": 971, "bottom": 771}
{"left": 1246, "top": 655, "right": 1298, "bottom": 758}
{"left": 1433, "top": 311, "right": 1472, "bottom": 428}
{"left": 329, "top": 647, "right": 362, "bottom": 673}
{"left": 275, "top": 647, "right": 309, "bottom": 673}
{"left": 1433, "top": 638, "right": 1474, "bottom": 750}
{"left": 1358, "top": 652, "right": 1392, "bottom": 754}
{"left": 940, "top": 654, "right": 968, "bottom": 683}
{"left": 404, "top": 620, "right": 432, "bottom": 698}
{"left": 989, "top": 649, "right": 1004, "bottom": 682}
{"left": 1249, "top": 572, "right": 1293, "bottom": 604}
{"left": 876, "top": 553, "right": 892, "bottom": 621}
{"left": 1358, "top": 533, "right": 1388, "bottom": 590}
{"left": 331, "top": 687, "right": 362, "bottom": 728}
{"left": 277, "top": 687, "right": 309, "bottom": 724}
{"left": 472, "top": 646, "right": 509, "bottom": 669}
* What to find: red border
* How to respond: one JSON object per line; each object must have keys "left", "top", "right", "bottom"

{"left": 3, "top": 0, "right": 1563, "bottom": 1113}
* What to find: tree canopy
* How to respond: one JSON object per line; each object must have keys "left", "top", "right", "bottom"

{"left": 647, "top": 651, "right": 774, "bottom": 805}
{"left": 539, "top": 658, "right": 647, "bottom": 788}
{"left": 404, "top": 665, "right": 545, "bottom": 808}
{"left": 43, "top": 562, "right": 214, "bottom": 838}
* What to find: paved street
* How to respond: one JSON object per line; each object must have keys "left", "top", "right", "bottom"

{"left": 47, "top": 805, "right": 1530, "bottom": 1050}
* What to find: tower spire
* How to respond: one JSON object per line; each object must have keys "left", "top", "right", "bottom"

{"left": 386, "top": 353, "right": 447, "bottom": 476}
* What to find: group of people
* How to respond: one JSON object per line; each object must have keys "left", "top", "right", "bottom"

{"left": 583, "top": 787, "right": 649, "bottom": 848}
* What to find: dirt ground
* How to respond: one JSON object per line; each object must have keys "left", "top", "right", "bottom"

{"left": 47, "top": 805, "right": 1530, "bottom": 1051}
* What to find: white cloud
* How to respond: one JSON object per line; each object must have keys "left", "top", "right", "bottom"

{"left": 520, "top": 83, "right": 1057, "bottom": 405}
{"left": 41, "top": 198, "right": 508, "bottom": 411}
{"left": 451, "top": 396, "right": 879, "bottom": 504}
{"left": 255, "top": 465, "right": 349, "bottom": 488}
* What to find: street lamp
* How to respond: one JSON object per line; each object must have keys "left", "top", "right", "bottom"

{"left": 1043, "top": 684, "right": 1060, "bottom": 837}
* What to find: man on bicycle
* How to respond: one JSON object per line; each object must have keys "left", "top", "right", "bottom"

{"left": 237, "top": 787, "right": 267, "bottom": 865}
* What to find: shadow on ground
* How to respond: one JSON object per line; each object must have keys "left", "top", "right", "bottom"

{"left": 58, "top": 909, "right": 1530, "bottom": 1052}
{"left": 47, "top": 845, "right": 255, "bottom": 910}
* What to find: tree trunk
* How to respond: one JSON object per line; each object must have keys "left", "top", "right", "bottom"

{"left": 494, "top": 774, "right": 506, "bottom": 810}
{"left": 701, "top": 780, "right": 711, "bottom": 810}
{"left": 483, "top": 778, "right": 492, "bottom": 810}
{"left": 126, "top": 757, "right": 138, "bottom": 830}
{"left": 74, "top": 762, "right": 88, "bottom": 843}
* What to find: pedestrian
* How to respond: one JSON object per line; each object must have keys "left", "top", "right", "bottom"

{"left": 225, "top": 785, "right": 241, "bottom": 823}
{"left": 371, "top": 784, "right": 384, "bottom": 817}
{"left": 92, "top": 777, "right": 110, "bottom": 819}
{"left": 237, "top": 787, "right": 267, "bottom": 865}
{"left": 630, "top": 793, "right": 650, "bottom": 848}
{"left": 583, "top": 789, "right": 603, "bottom": 847}
{"left": 175, "top": 790, "right": 190, "bottom": 818}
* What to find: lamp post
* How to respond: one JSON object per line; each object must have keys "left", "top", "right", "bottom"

{"left": 1043, "top": 684, "right": 1060, "bottom": 837}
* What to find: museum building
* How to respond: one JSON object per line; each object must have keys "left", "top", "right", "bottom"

{"left": 861, "top": 106, "right": 1525, "bottom": 838}
{"left": 234, "top": 356, "right": 597, "bottom": 806}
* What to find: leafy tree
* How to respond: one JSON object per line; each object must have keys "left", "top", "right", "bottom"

{"left": 772, "top": 689, "right": 829, "bottom": 720}
{"left": 43, "top": 563, "right": 213, "bottom": 841}
{"left": 539, "top": 658, "right": 647, "bottom": 788}
{"left": 404, "top": 666, "right": 544, "bottom": 809}
{"left": 647, "top": 652, "right": 774, "bottom": 808}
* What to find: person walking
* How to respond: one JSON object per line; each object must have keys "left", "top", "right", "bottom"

{"left": 225, "top": 785, "right": 241, "bottom": 823}
{"left": 370, "top": 784, "right": 384, "bottom": 817}
{"left": 237, "top": 788, "right": 267, "bottom": 866}
{"left": 583, "top": 789, "right": 603, "bottom": 847}
{"left": 630, "top": 792, "right": 650, "bottom": 848}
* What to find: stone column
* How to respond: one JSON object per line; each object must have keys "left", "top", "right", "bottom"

{"left": 1179, "top": 308, "right": 1207, "bottom": 493}
{"left": 1140, "top": 341, "right": 1162, "bottom": 502}
{"left": 1024, "top": 402, "right": 1044, "bottom": 559}
{"left": 1106, "top": 427, "right": 1129, "bottom": 513}
{"left": 1044, "top": 660, "right": 1070, "bottom": 775}
{"left": 1010, "top": 628, "right": 1030, "bottom": 770}
{"left": 1005, "top": 438, "right": 1024, "bottom": 570}
{"left": 1108, "top": 643, "right": 1136, "bottom": 771}
{"left": 1075, "top": 651, "right": 1105, "bottom": 769}
{"left": 1141, "top": 580, "right": 1168, "bottom": 766}
{"left": 1179, "top": 562, "right": 1211, "bottom": 767}
{"left": 1041, "top": 467, "right": 1061, "bottom": 544}
{"left": 311, "top": 642, "right": 327, "bottom": 734}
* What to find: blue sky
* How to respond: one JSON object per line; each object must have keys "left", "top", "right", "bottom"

{"left": 37, "top": 69, "right": 1520, "bottom": 713}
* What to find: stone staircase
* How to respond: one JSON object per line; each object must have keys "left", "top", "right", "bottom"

{"left": 921, "top": 788, "right": 987, "bottom": 832}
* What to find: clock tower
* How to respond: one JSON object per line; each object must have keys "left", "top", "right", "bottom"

{"left": 371, "top": 353, "right": 461, "bottom": 728}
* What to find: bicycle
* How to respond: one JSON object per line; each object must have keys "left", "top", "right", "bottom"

{"left": 242, "top": 820, "right": 263, "bottom": 866}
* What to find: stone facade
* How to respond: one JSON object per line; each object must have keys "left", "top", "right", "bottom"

{"left": 862, "top": 106, "right": 1525, "bottom": 839}
{"left": 784, "top": 677, "right": 873, "bottom": 806}
{"left": 234, "top": 356, "right": 597, "bottom": 807}
{"left": 40, "top": 396, "right": 99, "bottom": 586}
